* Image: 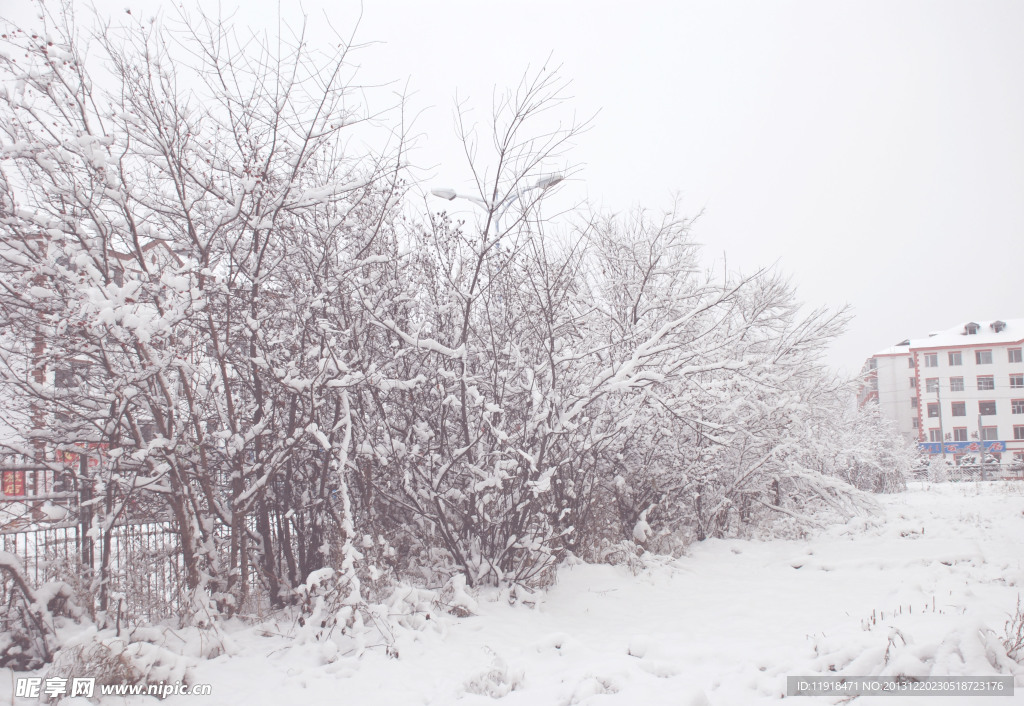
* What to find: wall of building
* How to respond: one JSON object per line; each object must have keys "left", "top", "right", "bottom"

{"left": 860, "top": 320, "right": 1024, "bottom": 464}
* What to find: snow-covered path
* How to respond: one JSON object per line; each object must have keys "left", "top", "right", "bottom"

{"left": 20, "top": 482, "right": 1022, "bottom": 705}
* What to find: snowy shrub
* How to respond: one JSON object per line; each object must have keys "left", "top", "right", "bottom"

{"left": 291, "top": 570, "right": 480, "bottom": 660}
{"left": 0, "top": 554, "right": 84, "bottom": 669}
{"left": 568, "top": 674, "right": 622, "bottom": 703}
{"left": 294, "top": 568, "right": 360, "bottom": 642}
{"left": 46, "top": 627, "right": 196, "bottom": 689}
{"left": 593, "top": 540, "right": 647, "bottom": 572}
{"left": 1004, "top": 595, "right": 1024, "bottom": 662}
{"left": 435, "top": 574, "right": 479, "bottom": 618}
{"left": 929, "top": 458, "right": 952, "bottom": 483}
{"left": 292, "top": 565, "right": 403, "bottom": 657}
{"left": 382, "top": 585, "right": 443, "bottom": 631}
{"left": 463, "top": 650, "right": 524, "bottom": 698}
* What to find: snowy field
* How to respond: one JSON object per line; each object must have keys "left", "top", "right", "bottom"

{"left": 6, "top": 481, "right": 1024, "bottom": 705}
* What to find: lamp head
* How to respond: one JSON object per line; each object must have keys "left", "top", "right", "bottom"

{"left": 431, "top": 187, "right": 458, "bottom": 201}
{"left": 535, "top": 174, "right": 564, "bottom": 190}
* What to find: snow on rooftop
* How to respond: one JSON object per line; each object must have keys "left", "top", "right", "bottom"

{"left": 909, "top": 318, "right": 1024, "bottom": 349}
{"left": 871, "top": 341, "right": 913, "bottom": 357}
{"left": 872, "top": 318, "right": 1024, "bottom": 357}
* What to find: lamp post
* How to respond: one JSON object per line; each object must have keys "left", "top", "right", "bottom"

{"left": 934, "top": 382, "right": 946, "bottom": 460}
{"left": 430, "top": 173, "right": 564, "bottom": 236}
{"left": 978, "top": 412, "right": 988, "bottom": 482}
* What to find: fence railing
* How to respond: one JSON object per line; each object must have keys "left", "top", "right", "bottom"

{"left": 0, "top": 520, "right": 185, "bottom": 623}
{"left": 912, "top": 463, "right": 1024, "bottom": 482}
{"left": 2, "top": 451, "right": 325, "bottom": 625}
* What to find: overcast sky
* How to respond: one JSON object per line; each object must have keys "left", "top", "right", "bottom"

{"left": 7, "top": 0, "right": 1023, "bottom": 377}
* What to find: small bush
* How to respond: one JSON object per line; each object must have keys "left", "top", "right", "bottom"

{"left": 1004, "top": 595, "right": 1024, "bottom": 662}
{"left": 46, "top": 627, "right": 195, "bottom": 689}
{"left": 464, "top": 651, "right": 523, "bottom": 698}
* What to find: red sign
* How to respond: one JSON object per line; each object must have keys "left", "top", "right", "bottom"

{"left": 57, "top": 442, "right": 108, "bottom": 468}
{"left": 2, "top": 470, "right": 25, "bottom": 496}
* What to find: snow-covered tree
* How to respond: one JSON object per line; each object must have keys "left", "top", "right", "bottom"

{"left": 0, "top": 3, "right": 407, "bottom": 616}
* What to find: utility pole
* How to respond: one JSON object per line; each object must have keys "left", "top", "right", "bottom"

{"left": 936, "top": 382, "right": 946, "bottom": 460}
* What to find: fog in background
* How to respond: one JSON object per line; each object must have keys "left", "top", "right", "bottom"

{"left": 7, "top": 0, "right": 1022, "bottom": 376}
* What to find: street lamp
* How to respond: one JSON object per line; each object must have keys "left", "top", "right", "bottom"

{"left": 430, "top": 173, "right": 564, "bottom": 235}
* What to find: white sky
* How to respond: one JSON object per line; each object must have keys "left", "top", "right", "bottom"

{"left": 6, "top": 0, "right": 1023, "bottom": 377}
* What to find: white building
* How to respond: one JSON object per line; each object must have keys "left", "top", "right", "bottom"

{"left": 859, "top": 319, "right": 1024, "bottom": 465}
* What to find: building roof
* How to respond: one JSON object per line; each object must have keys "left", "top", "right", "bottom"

{"left": 872, "top": 318, "right": 1024, "bottom": 357}
{"left": 871, "top": 341, "right": 912, "bottom": 357}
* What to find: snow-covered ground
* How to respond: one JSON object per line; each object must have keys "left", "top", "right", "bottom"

{"left": 6, "top": 481, "right": 1024, "bottom": 705}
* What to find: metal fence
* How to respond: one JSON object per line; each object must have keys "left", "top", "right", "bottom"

{"left": 0, "top": 520, "right": 186, "bottom": 623}
{"left": 0, "top": 451, "right": 284, "bottom": 626}
{"left": 911, "top": 462, "right": 1024, "bottom": 482}
{"left": 1, "top": 451, "right": 189, "bottom": 622}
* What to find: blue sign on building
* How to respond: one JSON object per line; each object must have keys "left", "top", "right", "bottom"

{"left": 917, "top": 440, "right": 1006, "bottom": 455}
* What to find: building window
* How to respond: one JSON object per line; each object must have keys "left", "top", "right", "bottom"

{"left": 912, "top": 417, "right": 919, "bottom": 429}
{"left": 1010, "top": 348, "right": 1023, "bottom": 363}
{"left": 981, "top": 426, "right": 999, "bottom": 441}
{"left": 950, "top": 376, "right": 964, "bottom": 392}
{"left": 911, "top": 397, "right": 918, "bottom": 408}
{"left": 1011, "top": 374, "right": 1024, "bottom": 389}
{"left": 976, "top": 350, "right": 993, "bottom": 364}
{"left": 1015, "top": 426, "right": 1024, "bottom": 441}
{"left": 1015, "top": 452, "right": 1024, "bottom": 466}
{"left": 948, "top": 351, "right": 962, "bottom": 366}
{"left": 909, "top": 377, "right": 917, "bottom": 389}
{"left": 925, "top": 378, "right": 939, "bottom": 393}
{"left": 951, "top": 402, "right": 966, "bottom": 416}
{"left": 1013, "top": 399, "right": 1024, "bottom": 415}
{"left": 924, "top": 353, "right": 938, "bottom": 367}
{"left": 979, "top": 400, "right": 997, "bottom": 415}
{"left": 978, "top": 375, "right": 995, "bottom": 391}
{"left": 927, "top": 402, "right": 940, "bottom": 418}
{"left": 953, "top": 427, "right": 967, "bottom": 441}
{"left": 929, "top": 429, "right": 943, "bottom": 442}
{"left": 907, "top": 358, "right": 914, "bottom": 368}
